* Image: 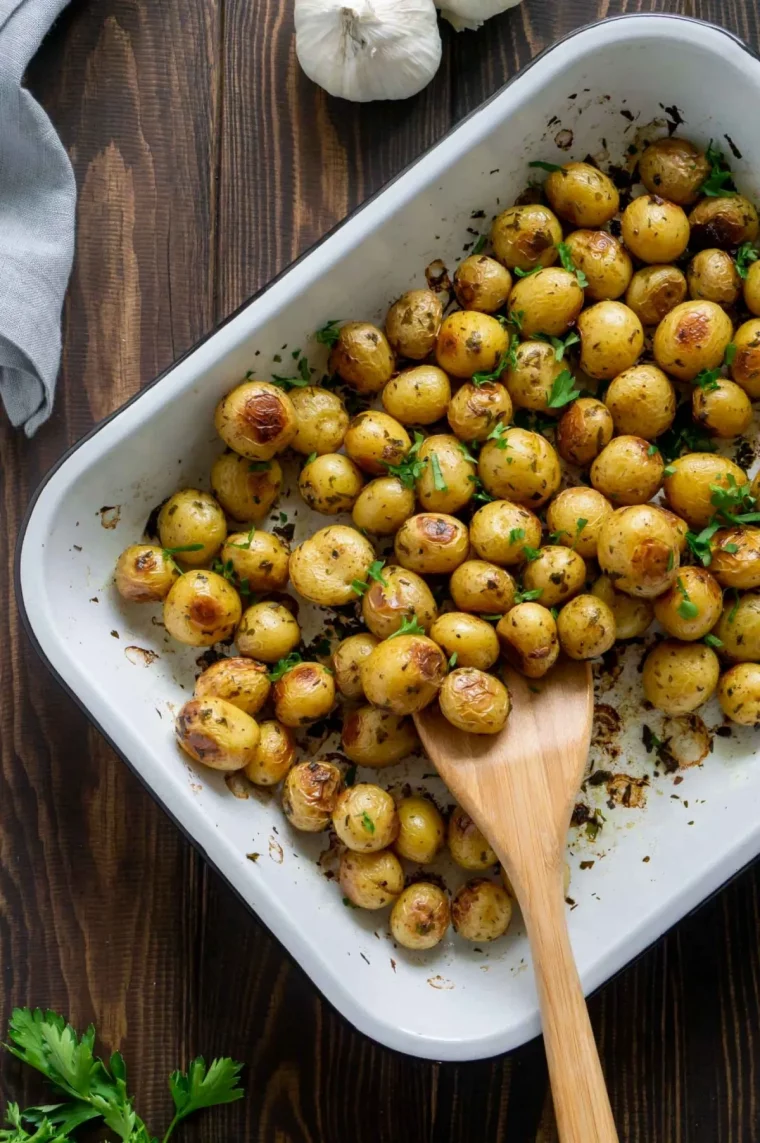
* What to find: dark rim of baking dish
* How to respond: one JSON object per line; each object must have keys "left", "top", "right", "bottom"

{"left": 14, "top": 13, "right": 760, "bottom": 1062}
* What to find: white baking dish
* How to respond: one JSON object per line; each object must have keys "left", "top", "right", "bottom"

{"left": 17, "top": 14, "right": 760, "bottom": 1061}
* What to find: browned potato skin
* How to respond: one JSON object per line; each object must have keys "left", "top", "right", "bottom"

{"left": 447, "top": 381, "right": 512, "bottom": 441}
{"left": 339, "top": 849, "right": 405, "bottom": 910}
{"left": 454, "top": 255, "right": 513, "bottom": 312}
{"left": 556, "top": 397, "right": 614, "bottom": 466}
{"left": 195, "top": 656, "right": 271, "bottom": 715}
{"left": 394, "top": 513, "right": 470, "bottom": 575}
{"left": 416, "top": 434, "right": 477, "bottom": 514}
{"left": 545, "top": 162, "right": 619, "bottom": 227}
{"left": 490, "top": 204, "right": 562, "bottom": 272}
{"left": 352, "top": 477, "right": 416, "bottom": 536}
{"left": 692, "top": 380, "right": 753, "bottom": 439}
{"left": 390, "top": 883, "right": 450, "bottom": 951}
{"left": 505, "top": 341, "right": 566, "bottom": 413}
{"left": 282, "top": 760, "right": 343, "bottom": 832}
{"left": 478, "top": 428, "right": 561, "bottom": 507}
{"left": 332, "top": 784, "right": 399, "bottom": 853}
{"left": 361, "top": 564, "right": 438, "bottom": 638}
{"left": 448, "top": 806, "right": 497, "bottom": 871}
{"left": 222, "top": 530, "right": 290, "bottom": 593}
{"left": 688, "top": 195, "right": 760, "bottom": 250}
{"left": 591, "top": 574, "right": 653, "bottom": 639}
{"left": 625, "top": 265, "right": 687, "bottom": 327}
{"left": 564, "top": 229, "right": 632, "bottom": 301}
{"left": 730, "top": 318, "right": 760, "bottom": 398}
{"left": 496, "top": 603, "right": 559, "bottom": 679}
{"left": 344, "top": 410, "right": 410, "bottom": 476}
{"left": 157, "top": 489, "right": 227, "bottom": 567}
{"left": 382, "top": 365, "right": 451, "bottom": 425}
{"left": 590, "top": 436, "right": 665, "bottom": 506}
{"left": 653, "top": 300, "right": 733, "bottom": 382}
{"left": 449, "top": 559, "right": 516, "bottom": 614}
{"left": 452, "top": 878, "right": 512, "bottom": 941}
{"left": 385, "top": 289, "right": 443, "bottom": 360}
{"left": 244, "top": 720, "right": 296, "bottom": 786}
{"left": 297, "top": 453, "right": 364, "bottom": 515}
{"left": 332, "top": 633, "right": 379, "bottom": 700}
{"left": 360, "top": 635, "right": 447, "bottom": 715}
{"left": 545, "top": 487, "right": 613, "bottom": 560}
{"left": 688, "top": 249, "right": 741, "bottom": 306}
{"left": 638, "top": 138, "right": 710, "bottom": 205}
{"left": 743, "top": 261, "right": 760, "bottom": 317}
{"left": 712, "top": 592, "right": 760, "bottom": 662}
{"left": 709, "top": 528, "right": 760, "bottom": 590}
{"left": 621, "top": 195, "right": 690, "bottom": 263}
{"left": 274, "top": 662, "right": 336, "bottom": 727}
{"left": 210, "top": 450, "right": 283, "bottom": 523}
{"left": 435, "top": 311, "right": 510, "bottom": 379}
{"left": 469, "top": 500, "right": 542, "bottom": 567}
{"left": 440, "top": 668, "right": 510, "bottom": 734}
{"left": 508, "top": 267, "right": 584, "bottom": 338}
{"left": 289, "top": 525, "right": 375, "bottom": 607}
{"left": 557, "top": 595, "right": 616, "bottom": 660}
{"left": 604, "top": 364, "right": 676, "bottom": 440}
{"left": 658, "top": 508, "right": 689, "bottom": 555}
{"left": 289, "top": 386, "right": 349, "bottom": 456}
{"left": 578, "top": 301, "right": 644, "bottom": 381}
{"left": 176, "top": 697, "right": 260, "bottom": 771}
{"left": 642, "top": 641, "right": 720, "bottom": 715}
{"left": 717, "top": 664, "right": 760, "bottom": 725}
{"left": 115, "top": 544, "right": 179, "bottom": 603}
{"left": 329, "top": 322, "right": 395, "bottom": 394}
{"left": 164, "top": 570, "right": 242, "bottom": 647}
{"left": 214, "top": 381, "right": 297, "bottom": 460}
{"left": 597, "top": 505, "right": 680, "bottom": 599}
{"left": 522, "top": 546, "right": 587, "bottom": 608}
{"left": 236, "top": 601, "right": 300, "bottom": 662}
{"left": 663, "top": 454, "right": 749, "bottom": 528}
{"left": 393, "top": 796, "right": 445, "bottom": 864}
{"left": 341, "top": 706, "right": 420, "bottom": 767}
{"left": 653, "top": 568, "right": 724, "bottom": 641}
{"left": 429, "top": 612, "right": 500, "bottom": 670}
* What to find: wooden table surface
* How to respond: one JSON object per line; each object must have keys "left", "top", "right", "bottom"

{"left": 2, "top": 1, "right": 760, "bottom": 1139}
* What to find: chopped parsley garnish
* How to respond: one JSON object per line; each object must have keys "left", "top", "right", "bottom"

{"left": 471, "top": 234, "right": 487, "bottom": 255}
{"left": 469, "top": 475, "right": 495, "bottom": 503}
{"left": 304, "top": 451, "right": 318, "bottom": 466}
{"left": 481, "top": 614, "right": 504, "bottom": 622}
{"left": 522, "top": 545, "right": 542, "bottom": 562}
{"left": 535, "top": 330, "right": 580, "bottom": 362}
{"left": 472, "top": 352, "right": 510, "bottom": 387}
{"left": 663, "top": 465, "right": 676, "bottom": 477}
{"left": 507, "top": 309, "right": 524, "bottom": 333}
{"left": 211, "top": 557, "right": 253, "bottom": 598}
{"left": 387, "top": 614, "right": 426, "bottom": 640}
{"left": 448, "top": 652, "right": 458, "bottom": 670}
{"left": 162, "top": 543, "right": 204, "bottom": 572}
{"left": 675, "top": 577, "right": 699, "bottom": 620}
{"left": 514, "top": 266, "right": 542, "bottom": 278}
{"left": 704, "top": 633, "right": 724, "bottom": 649}
{"left": 458, "top": 440, "right": 479, "bottom": 464}
{"left": 734, "top": 244, "right": 758, "bottom": 280}
{"left": 430, "top": 452, "right": 448, "bottom": 492}
{"left": 344, "top": 764, "right": 357, "bottom": 787}
{"left": 351, "top": 560, "right": 388, "bottom": 596}
{"left": 686, "top": 522, "right": 721, "bottom": 566}
{"left": 699, "top": 141, "right": 737, "bottom": 197}
{"left": 384, "top": 431, "right": 427, "bottom": 488}
{"left": 694, "top": 367, "right": 721, "bottom": 393}
{"left": 709, "top": 475, "right": 759, "bottom": 523}
{"left": 547, "top": 369, "right": 581, "bottom": 409}
{"left": 556, "top": 242, "right": 589, "bottom": 288}
{"left": 647, "top": 443, "right": 659, "bottom": 456}
{"left": 728, "top": 589, "right": 741, "bottom": 623}
{"left": 528, "top": 160, "right": 563, "bottom": 172}
{"left": 515, "top": 588, "right": 543, "bottom": 603}
{"left": 509, "top": 527, "right": 526, "bottom": 545}
{"left": 725, "top": 341, "right": 738, "bottom": 366}
{"left": 315, "top": 319, "right": 341, "bottom": 346}
{"left": 267, "top": 653, "right": 303, "bottom": 682}
{"left": 361, "top": 812, "right": 375, "bottom": 834}
{"left": 666, "top": 550, "right": 675, "bottom": 572}
{"left": 485, "top": 421, "right": 510, "bottom": 449}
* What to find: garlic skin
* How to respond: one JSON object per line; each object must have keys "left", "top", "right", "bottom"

{"left": 295, "top": 0, "right": 442, "bottom": 103}
{"left": 439, "top": 0, "right": 522, "bottom": 32}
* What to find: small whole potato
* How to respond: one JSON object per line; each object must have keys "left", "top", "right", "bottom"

{"left": 469, "top": 499, "right": 542, "bottom": 566}
{"left": 563, "top": 229, "right": 632, "bottom": 301}
{"left": 557, "top": 594, "right": 616, "bottom": 660}
{"left": 210, "top": 450, "right": 283, "bottom": 522}
{"left": 435, "top": 311, "right": 509, "bottom": 379}
{"left": 522, "top": 546, "right": 587, "bottom": 608}
{"left": 390, "top": 882, "right": 450, "bottom": 951}
{"left": 221, "top": 529, "right": 290, "bottom": 593}
{"left": 332, "top": 633, "right": 379, "bottom": 700}
{"left": 743, "top": 261, "right": 760, "bottom": 317}
{"left": 479, "top": 428, "right": 561, "bottom": 507}
{"left": 638, "top": 137, "right": 710, "bottom": 205}
{"left": 451, "top": 879, "right": 512, "bottom": 942}
{"left": 115, "top": 544, "right": 179, "bottom": 603}
{"left": 447, "top": 381, "right": 513, "bottom": 442}
{"left": 555, "top": 397, "right": 614, "bottom": 466}
{"left": 329, "top": 321, "right": 395, "bottom": 393}
{"left": 289, "top": 386, "right": 349, "bottom": 456}
{"left": 604, "top": 364, "right": 676, "bottom": 440}
{"left": 298, "top": 452, "right": 364, "bottom": 514}
{"left": 214, "top": 380, "right": 297, "bottom": 460}
{"left": 453, "top": 254, "right": 513, "bottom": 312}
{"left": 439, "top": 668, "right": 511, "bottom": 734}
{"left": 507, "top": 267, "right": 584, "bottom": 338}
{"left": 394, "top": 796, "right": 445, "bottom": 864}
{"left": 385, "top": 288, "right": 443, "bottom": 360}
{"left": 653, "top": 300, "right": 733, "bottom": 382}
{"left": 591, "top": 574, "right": 653, "bottom": 639}
{"left": 688, "top": 195, "right": 759, "bottom": 250}
{"left": 729, "top": 318, "right": 760, "bottom": 398}
{"left": 416, "top": 434, "right": 477, "bottom": 514}
{"left": 282, "top": 760, "right": 343, "bottom": 832}
{"left": 448, "top": 806, "right": 497, "bottom": 871}
{"left": 577, "top": 301, "right": 644, "bottom": 381}
{"left": 717, "top": 663, "right": 760, "bottom": 726}
{"left": 341, "top": 706, "right": 420, "bottom": 767}
{"left": 642, "top": 640, "right": 720, "bottom": 715}
{"left": 545, "top": 487, "right": 613, "bottom": 560}
{"left": 597, "top": 505, "right": 680, "bottom": 598}
{"left": 692, "top": 379, "right": 753, "bottom": 439}
{"left": 621, "top": 195, "right": 690, "bottom": 263}
{"left": 449, "top": 559, "right": 516, "bottom": 615}
{"left": 352, "top": 476, "right": 416, "bottom": 536}
{"left": 273, "top": 662, "right": 336, "bottom": 727}
{"left": 382, "top": 365, "right": 451, "bottom": 425}
{"left": 545, "top": 162, "right": 619, "bottom": 227}
{"left": 176, "top": 697, "right": 260, "bottom": 771}
{"left": 429, "top": 612, "right": 500, "bottom": 670}
{"left": 688, "top": 248, "right": 741, "bottom": 306}
{"left": 244, "top": 720, "right": 296, "bottom": 786}
{"left": 712, "top": 592, "right": 760, "bottom": 662}
{"left": 289, "top": 525, "right": 375, "bottom": 606}
{"left": 332, "top": 784, "right": 399, "bottom": 853}
{"left": 663, "top": 453, "right": 748, "bottom": 528}
{"left": 344, "top": 410, "right": 411, "bottom": 476}
{"left": 158, "top": 489, "right": 227, "bottom": 566}
{"left": 709, "top": 528, "right": 760, "bottom": 590}
{"left": 653, "top": 567, "right": 724, "bottom": 641}
{"left": 164, "top": 570, "right": 242, "bottom": 647}
{"left": 590, "top": 435, "right": 664, "bottom": 505}
{"left": 362, "top": 565, "right": 438, "bottom": 639}
{"left": 505, "top": 340, "right": 567, "bottom": 412}
{"left": 394, "top": 513, "right": 470, "bottom": 575}
{"left": 625, "top": 265, "right": 688, "bottom": 327}
{"left": 236, "top": 601, "right": 300, "bottom": 662}
{"left": 360, "top": 634, "right": 447, "bottom": 715}
{"left": 496, "top": 603, "right": 559, "bottom": 678}
{"left": 195, "top": 656, "right": 271, "bottom": 715}
{"left": 490, "top": 203, "right": 562, "bottom": 272}
{"left": 658, "top": 508, "right": 690, "bottom": 554}
{"left": 339, "top": 849, "right": 405, "bottom": 910}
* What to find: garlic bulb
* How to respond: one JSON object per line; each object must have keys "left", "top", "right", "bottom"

{"left": 294, "top": 0, "right": 442, "bottom": 103}
{"left": 438, "top": 0, "right": 522, "bottom": 32}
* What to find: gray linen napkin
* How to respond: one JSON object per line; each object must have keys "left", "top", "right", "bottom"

{"left": 0, "top": 0, "right": 75, "bottom": 436}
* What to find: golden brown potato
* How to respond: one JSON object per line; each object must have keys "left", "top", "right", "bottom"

{"left": 385, "top": 289, "right": 443, "bottom": 360}
{"left": 289, "top": 386, "right": 349, "bottom": 455}
{"left": 329, "top": 321, "right": 395, "bottom": 394}
{"left": 344, "top": 411, "right": 411, "bottom": 476}
{"left": 339, "top": 849, "right": 405, "bottom": 910}
{"left": 289, "top": 525, "right": 375, "bottom": 606}
{"left": 176, "top": 697, "right": 259, "bottom": 771}
{"left": 657, "top": 508, "right": 690, "bottom": 554}
{"left": 490, "top": 203, "right": 562, "bottom": 272}
{"left": 688, "top": 195, "right": 759, "bottom": 250}
{"left": 394, "top": 513, "right": 470, "bottom": 575}
{"left": 709, "top": 528, "right": 760, "bottom": 590}
{"left": 545, "top": 162, "right": 619, "bottom": 228}
{"left": 692, "top": 379, "right": 753, "bottom": 439}
{"left": 604, "top": 364, "right": 676, "bottom": 440}
{"left": 454, "top": 254, "right": 513, "bottom": 312}
{"left": 577, "top": 301, "right": 644, "bottom": 381}
{"left": 194, "top": 656, "right": 271, "bottom": 715}
{"left": 624, "top": 265, "right": 688, "bottom": 327}
{"left": 621, "top": 195, "right": 690, "bottom": 263}
{"left": 332, "top": 783, "right": 399, "bottom": 852}
{"left": 717, "top": 663, "right": 760, "bottom": 726}
{"left": 341, "top": 706, "right": 420, "bottom": 767}
{"left": 449, "top": 559, "right": 516, "bottom": 615}
{"left": 555, "top": 397, "right": 614, "bottom": 466}
{"left": 545, "top": 487, "right": 613, "bottom": 560}
{"left": 210, "top": 450, "right": 283, "bottom": 523}
{"left": 505, "top": 340, "right": 566, "bottom": 412}
{"left": 507, "top": 267, "right": 584, "bottom": 338}
{"left": 743, "top": 261, "right": 760, "bottom": 317}
{"left": 663, "top": 454, "right": 748, "bottom": 528}
{"left": 298, "top": 453, "right": 364, "bottom": 515}
{"left": 115, "top": 544, "right": 179, "bottom": 603}
{"left": 653, "top": 567, "right": 723, "bottom": 641}
{"left": 273, "top": 662, "right": 335, "bottom": 727}
{"left": 557, "top": 594, "right": 616, "bottom": 660}
{"left": 221, "top": 529, "right": 290, "bottom": 593}
{"left": 332, "top": 633, "right": 379, "bottom": 700}
{"left": 382, "top": 365, "right": 451, "bottom": 425}
{"left": 158, "top": 489, "right": 227, "bottom": 566}
{"left": 452, "top": 878, "right": 512, "bottom": 942}
{"left": 653, "top": 300, "right": 733, "bottom": 382}
{"left": 729, "top": 318, "right": 760, "bottom": 398}
{"left": 352, "top": 476, "right": 416, "bottom": 536}
{"left": 164, "top": 570, "right": 242, "bottom": 647}
{"left": 496, "top": 603, "right": 559, "bottom": 678}
{"left": 642, "top": 641, "right": 720, "bottom": 714}
{"left": 590, "top": 435, "right": 664, "bottom": 506}
{"left": 638, "top": 137, "right": 711, "bottom": 205}
{"left": 563, "top": 229, "right": 632, "bottom": 301}
{"left": 522, "top": 546, "right": 586, "bottom": 608}
{"left": 244, "top": 720, "right": 296, "bottom": 786}
{"left": 447, "top": 381, "right": 512, "bottom": 441}
{"left": 282, "top": 760, "right": 343, "bottom": 832}
{"left": 591, "top": 574, "right": 653, "bottom": 639}
{"left": 439, "top": 667, "right": 511, "bottom": 734}
{"left": 479, "top": 427, "right": 561, "bottom": 507}
{"left": 361, "top": 565, "right": 438, "bottom": 639}
{"left": 360, "top": 634, "right": 447, "bottom": 715}
{"left": 469, "top": 499, "right": 542, "bottom": 567}
{"left": 597, "top": 505, "right": 679, "bottom": 598}
{"left": 416, "top": 434, "right": 477, "bottom": 514}
{"left": 435, "top": 311, "right": 510, "bottom": 379}
{"left": 448, "top": 806, "right": 497, "bottom": 871}
{"left": 429, "top": 612, "right": 500, "bottom": 670}
{"left": 214, "top": 380, "right": 297, "bottom": 460}
{"left": 712, "top": 592, "right": 760, "bottom": 662}
{"left": 688, "top": 249, "right": 741, "bottom": 306}
{"left": 394, "top": 796, "right": 445, "bottom": 864}
{"left": 236, "top": 601, "right": 300, "bottom": 662}
{"left": 390, "top": 882, "right": 450, "bottom": 950}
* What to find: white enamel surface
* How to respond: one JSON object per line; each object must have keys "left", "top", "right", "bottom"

{"left": 18, "top": 16, "right": 760, "bottom": 1060}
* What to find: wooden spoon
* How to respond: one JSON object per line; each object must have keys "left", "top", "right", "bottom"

{"left": 414, "top": 659, "right": 618, "bottom": 1143}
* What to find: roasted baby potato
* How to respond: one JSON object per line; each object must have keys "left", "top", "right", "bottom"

{"left": 289, "top": 525, "right": 375, "bottom": 606}
{"left": 163, "top": 570, "right": 242, "bottom": 647}
{"left": 329, "top": 321, "right": 395, "bottom": 393}
{"left": 469, "top": 499, "right": 542, "bottom": 567}
{"left": 439, "top": 667, "right": 511, "bottom": 734}
{"left": 577, "top": 300, "right": 644, "bottom": 381}
{"left": 545, "top": 162, "right": 619, "bottom": 227}
{"left": 352, "top": 476, "right": 416, "bottom": 536}
{"left": 339, "top": 849, "right": 405, "bottom": 910}
{"left": 273, "top": 661, "right": 336, "bottom": 727}
{"left": 545, "top": 487, "right": 613, "bottom": 560}
{"left": 688, "top": 194, "right": 759, "bottom": 250}
{"left": 653, "top": 300, "right": 733, "bottom": 381}
{"left": 361, "top": 565, "right": 438, "bottom": 639}
{"left": 382, "top": 365, "right": 451, "bottom": 425}
{"left": 624, "top": 265, "right": 687, "bottom": 327}
{"left": 244, "top": 720, "right": 296, "bottom": 786}
{"left": 709, "top": 528, "right": 760, "bottom": 590}
{"left": 563, "top": 229, "right": 632, "bottom": 301}
{"left": 453, "top": 254, "right": 513, "bottom": 312}
{"left": 653, "top": 567, "right": 724, "bottom": 641}
{"left": 663, "top": 453, "right": 748, "bottom": 528}
{"left": 490, "top": 203, "right": 562, "bottom": 272}
{"left": 447, "top": 381, "right": 512, "bottom": 442}
{"left": 194, "top": 656, "right": 271, "bottom": 715}
{"left": 385, "top": 288, "right": 443, "bottom": 360}
{"left": 236, "top": 600, "right": 300, "bottom": 662}
{"left": 282, "top": 760, "right": 343, "bottom": 832}
{"left": 341, "top": 706, "right": 420, "bottom": 767}
{"left": 688, "top": 248, "right": 741, "bottom": 306}
{"left": 448, "top": 806, "right": 497, "bottom": 871}
{"left": 332, "top": 783, "right": 399, "bottom": 852}
{"left": 157, "top": 489, "right": 226, "bottom": 566}
{"left": 638, "top": 137, "right": 710, "bottom": 205}
{"left": 555, "top": 397, "right": 614, "bottom": 466}
{"left": 429, "top": 612, "right": 500, "bottom": 670}
{"left": 642, "top": 640, "right": 720, "bottom": 715}
{"left": 360, "top": 634, "right": 447, "bottom": 715}
{"left": 712, "top": 592, "right": 760, "bottom": 662}
{"left": 743, "top": 261, "right": 760, "bottom": 317}
{"left": 176, "top": 697, "right": 259, "bottom": 771}
{"left": 729, "top": 318, "right": 760, "bottom": 398}
{"left": 522, "top": 546, "right": 587, "bottom": 608}
{"left": 621, "top": 195, "right": 690, "bottom": 263}
{"left": 214, "top": 380, "right": 297, "bottom": 460}
{"left": 478, "top": 427, "right": 561, "bottom": 506}
{"left": 394, "top": 513, "right": 470, "bottom": 575}
{"left": 221, "top": 529, "right": 290, "bottom": 593}
{"left": 507, "top": 267, "right": 584, "bottom": 338}
{"left": 435, "top": 310, "right": 509, "bottom": 379}
{"left": 210, "top": 450, "right": 283, "bottom": 522}
{"left": 692, "top": 379, "right": 753, "bottom": 439}
{"left": 394, "top": 796, "right": 445, "bottom": 864}
{"left": 451, "top": 879, "right": 512, "bottom": 942}
{"left": 390, "top": 882, "right": 450, "bottom": 950}
{"left": 289, "top": 386, "right": 349, "bottom": 455}
{"left": 496, "top": 603, "right": 559, "bottom": 679}
{"left": 604, "top": 364, "right": 676, "bottom": 440}
{"left": 449, "top": 559, "right": 516, "bottom": 615}
{"left": 416, "top": 433, "right": 477, "bottom": 514}
{"left": 115, "top": 544, "right": 179, "bottom": 603}
{"left": 557, "top": 594, "right": 616, "bottom": 660}
{"left": 597, "top": 505, "right": 679, "bottom": 598}
{"left": 344, "top": 410, "right": 411, "bottom": 476}
{"left": 505, "top": 340, "right": 567, "bottom": 412}
{"left": 717, "top": 663, "right": 760, "bottom": 726}
{"left": 332, "top": 633, "right": 379, "bottom": 700}
{"left": 298, "top": 452, "right": 364, "bottom": 514}
{"left": 590, "top": 435, "right": 665, "bottom": 505}
{"left": 591, "top": 574, "right": 653, "bottom": 639}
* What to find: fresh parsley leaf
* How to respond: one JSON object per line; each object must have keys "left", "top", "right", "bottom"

{"left": 384, "top": 431, "right": 427, "bottom": 488}
{"left": 360, "top": 812, "right": 376, "bottom": 834}
{"left": 704, "top": 633, "right": 724, "bottom": 649}
{"left": 663, "top": 465, "right": 676, "bottom": 477}
{"left": 162, "top": 543, "right": 204, "bottom": 574}
{"left": 515, "top": 588, "right": 543, "bottom": 603}
{"left": 556, "top": 242, "right": 589, "bottom": 288}
{"left": 481, "top": 614, "right": 504, "bottom": 622}
{"left": 430, "top": 452, "right": 448, "bottom": 492}
{"left": 528, "top": 160, "right": 563, "bottom": 172}
{"left": 351, "top": 560, "right": 387, "bottom": 596}
{"left": 468, "top": 475, "right": 494, "bottom": 503}
{"left": 168, "top": 1057, "right": 244, "bottom": 1135}
{"left": 387, "top": 614, "right": 426, "bottom": 640}
{"left": 686, "top": 521, "right": 721, "bottom": 566}
{"left": 448, "top": 653, "right": 458, "bottom": 670}
{"left": 514, "top": 266, "right": 542, "bottom": 278}
{"left": 471, "top": 234, "right": 487, "bottom": 255}
{"left": 271, "top": 373, "right": 310, "bottom": 390}
{"left": 725, "top": 341, "right": 738, "bottom": 366}
{"left": 647, "top": 444, "right": 659, "bottom": 456}
{"left": 547, "top": 529, "right": 567, "bottom": 544}
{"left": 485, "top": 421, "right": 510, "bottom": 450}
{"left": 700, "top": 140, "right": 737, "bottom": 197}
{"left": 710, "top": 475, "right": 757, "bottom": 521}
{"left": 693, "top": 367, "right": 721, "bottom": 392}
{"left": 509, "top": 527, "right": 526, "bottom": 545}
{"left": 536, "top": 330, "right": 580, "bottom": 362}
{"left": 734, "top": 244, "right": 758, "bottom": 280}
{"left": 472, "top": 352, "right": 510, "bottom": 387}
{"left": 522, "top": 545, "right": 542, "bottom": 562}
{"left": 678, "top": 599, "right": 700, "bottom": 620}
{"left": 304, "top": 452, "right": 318, "bottom": 467}
{"left": 728, "top": 589, "right": 741, "bottom": 623}
{"left": 298, "top": 356, "right": 311, "bottom": 382}
{"left": 267, "top": 653, "right": 303, "bottom": 682}
{"left": 573, "top": 518, "right": 588, "bottom": 547}
{"left": 547, "top": 369, "right": 581, "bottom": 409}
{"left": 315, "top": 320, "right": 341, "bottom": 347}
{"left": 458, "top": 440, "right": 479, "bottom": 463}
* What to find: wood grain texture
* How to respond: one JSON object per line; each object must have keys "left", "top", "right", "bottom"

{"left": 0, "top": 0, "right": 756, "bottom": 1139}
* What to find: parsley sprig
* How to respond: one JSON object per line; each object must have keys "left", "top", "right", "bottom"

{"left": 162, "top": 544, "right": 204, "bottom": 573}
{"left": 709, "top": 475, "right": 760, "bottom": 524}
{"left": 556, "top": 242, "right": 589, "bottom": 289}
{"left": 735, "top": 243, "right": 758, "bottom": 279}
{"left": 472, "top": 352, "right": 510, "bottom": 387}
{"left": 547, "top": 369, "right": 581, "bottom": 409}
{"left": 528, "top": 160, "right": 563, "bottom": 173}
{"left": 267, "top": 652, "right": 303, "bottom": 682}
{"left": 387, "top": 614, "right": 426, "bottom": 640}
{"left": 351, "top": 560, "right": 387, "bottom": 596}
{"left": 384, "top": 432, "right": 427, "bottom": 488}
{"left": 675, "top": 577, "right": 700, "bottom": 620}
{"left": 535, "top": 330, "right": 580, "bottom": 362}
{"left": 211, "top": 558, "right": 253, "bottom": 598}
{"left": 514, "top": 266, "right": 542, "bottom": 279}
{"left": 315, "top": 320, "right": 341, "bottom": 346}
{"left": 699, "top": 141, "right": 737, "bottom": 198}
{"left": 485, "top": 422, "right": 510, "bottom": 450}
{"left": 271, "top": 354, "right": 312, "bottom": 390}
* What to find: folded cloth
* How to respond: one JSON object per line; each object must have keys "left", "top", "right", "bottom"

{"left": 0, "top": 0, "right": 75, "bottom": 436}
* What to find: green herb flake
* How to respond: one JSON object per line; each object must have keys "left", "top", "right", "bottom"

{"left": 448, "top": 652, "right": 458, "bottom": 670}
{"left": 528, "top": 160, "right": 563, "bottom": 172}
{"left": 385, "top": 431, "right": 427, "bottom": 489}
{"left": 647, "top": 444, "right": 659, "bottom": 456}
{"left": 316, "top": 320, "right": 341, "bottom": 347}
{"left": 694, "top": 367, "right": 721, "bottom": 393}
{"left": 430, "top": 452, "right": 449, "bottom": 492}
{"left": 704, "top": 633, "right": 724, "bottom": 649}
{"left": 667, "top": 550, "right": 675, "bottom": 572}
{"left": 677, "top": 598, "right": 700, "bottom": 620}
{"left": 458, "top": 440, "right": 479, "bottom": 463}
{"left": 522, "top": 545, "right": 542, "bottom": 562}
{"left": 686, "top": 521, "right": 721, "bottom": 566}
{"left": 725, "top": 341, "right": 738, "bottom": 365}
{"left": 547, "top": 369, "right": 581, "bottom": 409}
{"left": 387, "top": 614, "right": 426, "bottom": 640}
{"left": 304, "top": 452, "right": 318, "bottom": 466}
{"left": 663, "top": 465, "right": 676, "bottom": 477}
{"left": 514, "top": 266, "right": 542, "bottom": 278}
{"left": 485, "top": 421, "right": 510, "bottom": 450}
{"left": 509, "top": 527, "right": 526, "bottom": 545}
{"left": 267, "top": 653, "right": 303, "bottom": 682}
{"left": 481, "top": 613, "right": 503, "bottom": 622}
{"left": 472, "top": 352, "right": 510, "bottom": 387}
{"left": 700, "top": 140, "right": 737, "bottom": 197}
{"left": 556, "top": 241, "right": 589, "bottom": 288}
{"left": 515, "top": 588, "right": 543, "bottom": 603}
{"left": 344, "top": 765, "right": 357, "bottom": 787}
{"left": 471, "top": 234, "right": 487, "bottom": 255}
{"left": 728, "top": 589, "right": 741, "bottom": 623}
{"left": 536, "top": 330, "right": 580, "bottom": 362}
{"left": 271, "top": 372, "right": 310, "bottom": 390}
{"left": 361, "top": 812, "right": 376, "bottom": 834}
{"left": 734, "top": 245, "right": 758, "bottom": 280}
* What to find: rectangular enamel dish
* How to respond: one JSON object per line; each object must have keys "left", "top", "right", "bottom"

{"left": 18, "top": 14, "right": 760, "bottom": 1061}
